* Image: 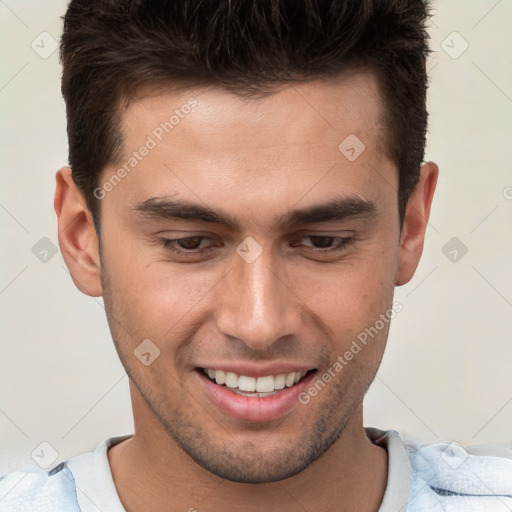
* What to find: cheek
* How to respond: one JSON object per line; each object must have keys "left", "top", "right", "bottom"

{"left": 104, "top": 249, "right": 218, "bottom": 346}
{"left": 299, "top": 252, "right": 396, "bottom": 328}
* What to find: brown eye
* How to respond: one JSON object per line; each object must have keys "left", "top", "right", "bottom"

{"left": 174, "top": 236, "right": 204, "bottom": 250}
{"left": 308, "top": 236, "right": 337, "bottom": 249}
{"left": 158, "top": 236, "right": 218, "bottom": 260}
{"left": 291, "top": 235, "right": 355, "bottom": 256}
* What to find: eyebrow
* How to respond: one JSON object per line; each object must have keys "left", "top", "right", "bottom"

{"left": 131, "top": 194, "right": 377, "bottom": 232}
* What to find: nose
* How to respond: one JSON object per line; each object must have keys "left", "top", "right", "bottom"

{"left": 215, "top": 242, "right": 302, "bottom": 351}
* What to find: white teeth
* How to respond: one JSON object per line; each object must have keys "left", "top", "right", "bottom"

{"left": 256, "top": 375, "right": 275, "bottom": 393}
{"left": 214, "top": 370, "right": 226, "bottom": 385}
{"left": 274, "top": 374, "right": 286, "bottom": 390}
{"left": 203, "top": 368, "right": 309, "bottom": 393}
{"left": 233, "top": 389, "right": 275, "bottom": 398}
{"left": 224, "top": 371, "right": 238, "bottom": 388}
{"left": 285, "top": 373, "right": 296, "bottom": 387}
{"left": 238, "top": 375, "right": 256, "bottom": 392}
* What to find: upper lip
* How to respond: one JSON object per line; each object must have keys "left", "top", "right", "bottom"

{"left": 195, "top": 363, "right": 316, "bottom": 378}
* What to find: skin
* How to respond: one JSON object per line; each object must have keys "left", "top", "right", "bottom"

{"left": 54, "top": 70, "right": 438, "bottom": 512}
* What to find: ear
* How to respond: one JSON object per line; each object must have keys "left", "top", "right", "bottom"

{"left": 54, "top": 167, "right": 103, "bottom": 297}
{"left": 395, "top": 161, "right": 439, "bottom": 286}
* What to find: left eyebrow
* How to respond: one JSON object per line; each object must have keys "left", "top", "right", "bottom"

{"left": 131, "top": 194, "right": 378, "bottom": 232}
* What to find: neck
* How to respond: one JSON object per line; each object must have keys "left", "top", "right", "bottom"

{"left": 108, "top": 393, "right": 387, "bottom": 512}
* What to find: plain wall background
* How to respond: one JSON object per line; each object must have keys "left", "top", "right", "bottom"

{"left": 1, "top": 0, "right": 511, "bottom": 473}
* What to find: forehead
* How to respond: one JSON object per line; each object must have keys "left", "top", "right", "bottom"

{"left": 121, "top": 71, "right": 387, "bottom": 157}
{"left": 101, "top": 71, "right": 395, "bottom": 226}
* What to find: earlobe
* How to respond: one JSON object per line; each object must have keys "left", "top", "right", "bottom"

{"left": 395, "top": 161, "right": 439, "bottom": 286}
{"left": 54, "top": 167, "right": 103, "bottom": 297}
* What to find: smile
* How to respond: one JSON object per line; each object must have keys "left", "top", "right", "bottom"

{"left": 196, "top": 367, "right": 317, "bottom": 422}
{"left": 201, "top": 368, "right": 311, "bottom": 397}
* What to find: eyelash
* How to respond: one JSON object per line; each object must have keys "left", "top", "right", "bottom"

{"left": 157, "top": 235, "right": 354, "bottom": 259}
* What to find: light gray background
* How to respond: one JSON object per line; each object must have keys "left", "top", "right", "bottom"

{"left": 1, "top": 0, "right": 511, "bottom": 473}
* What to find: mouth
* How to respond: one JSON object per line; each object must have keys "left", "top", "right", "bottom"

{"left": 198, "top": 367, "right": 316, "bottom": 397}
{"left": 195, "top": 367, "right": 318, "bottom": 422}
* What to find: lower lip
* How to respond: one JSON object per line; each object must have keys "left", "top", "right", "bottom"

{"left": 196, "top": 369, "right": 317, "bottom": 422}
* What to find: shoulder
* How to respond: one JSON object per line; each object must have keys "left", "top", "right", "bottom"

{"left": 0, "top": 462, "right": 81, "bottom": 512}
{"left": 404, "top": 438, "right": 512, "bottom": 510}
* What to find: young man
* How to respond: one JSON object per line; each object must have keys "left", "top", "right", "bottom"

{"left": 1, "top": 1, "right": 511, "bottom": 511}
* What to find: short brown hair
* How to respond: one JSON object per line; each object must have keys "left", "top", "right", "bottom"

{"left": 60, "top": 0, "right": 432, "bottom": 234}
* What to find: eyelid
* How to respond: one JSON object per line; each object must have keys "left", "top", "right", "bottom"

{"left": 156, "top": 233, "right": 356, "bottom": 260}
{"left": 156, "top": 231, "right": 354, "bottom": 244}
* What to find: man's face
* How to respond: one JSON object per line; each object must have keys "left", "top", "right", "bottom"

{"left": 96, "top": 72, "right": 402, "bottom": 482}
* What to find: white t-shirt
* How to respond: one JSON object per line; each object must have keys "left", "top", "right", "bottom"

{"left": 1, "top": 428, "right": 512, "bottom": 511}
